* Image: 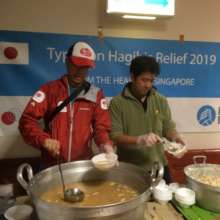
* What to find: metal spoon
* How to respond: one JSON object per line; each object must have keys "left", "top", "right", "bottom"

{"left": 57, "top": 157, "right": 85, "bottom": 202}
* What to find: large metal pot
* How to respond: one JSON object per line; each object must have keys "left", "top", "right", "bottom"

{"left": 17, "top": 160, "right": 163, "bottom": 220}
{"left": 184, "top": 155, "right": 220, "bottom": 212}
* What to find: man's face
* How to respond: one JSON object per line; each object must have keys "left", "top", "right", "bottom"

{"left": 131, "top": 72, "right": 156, "bottom": 97}
{"left": 67, "top": 60, "right": 90, "bottom": 86}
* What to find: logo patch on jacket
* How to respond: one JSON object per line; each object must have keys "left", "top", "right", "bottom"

{"left": 100, "top": 98, "right": 108, "bottom": 110}
{"left": 32, "top": 91, "right": 45, "bottom": 103}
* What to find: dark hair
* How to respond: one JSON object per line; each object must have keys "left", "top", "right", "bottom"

{"left": 130, "top": 56, "right": 160, "bottom": 77}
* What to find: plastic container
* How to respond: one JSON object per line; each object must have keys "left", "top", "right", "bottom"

{"left": 91, "top": 153, "right": 118, "bottom": 171}
{"left": 4, "top": 204, "right": 33, "bottom": 220}
{"left": 174, "top": 187, "right": 195, "bottom": 208}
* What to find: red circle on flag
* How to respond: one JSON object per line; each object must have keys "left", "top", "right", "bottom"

{"left": 1, "top": 111, "right": 16, "bottom": 125}
{"left": 4, "top": 47, "right": 18, "bottom": 59}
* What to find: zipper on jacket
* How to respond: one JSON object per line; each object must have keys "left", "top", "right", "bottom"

{"left": 68, "top": 104, "right": 74, "bottom": 161}
{"left": 67, "top": 86, "right": 74, "bottom": 162}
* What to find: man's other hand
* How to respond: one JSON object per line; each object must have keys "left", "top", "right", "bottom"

{"left": 136, "top": 132, "right": 161, "bottom": 147}
{"left": 43, "top": 138, "right": 60, "bottom": 157}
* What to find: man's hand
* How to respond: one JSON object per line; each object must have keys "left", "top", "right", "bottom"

{"left": 43, "top": 138, "right": 60, "bottom": 157}
{"left": 102, "top": 143, "right": 115, "bottom": 154}
{"left": 136, "top": 132, "right": 161, "bottom": 147}
{"left": 102, "top": 143, "right": 119, "bottom": 166}
{"left": 166, "top": 130, "right": 186, "bottom": 146}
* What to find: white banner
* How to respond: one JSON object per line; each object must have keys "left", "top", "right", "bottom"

{"left": 168, "top": 98, "right": 220, "bottom": 132}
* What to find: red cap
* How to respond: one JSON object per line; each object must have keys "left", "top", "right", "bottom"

{"left": 67, "top": 42, "right": 95, "bottom": 68}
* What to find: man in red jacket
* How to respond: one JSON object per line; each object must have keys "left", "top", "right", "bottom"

{"left": 19, "top": 41, "right": 114, "bottom": 168}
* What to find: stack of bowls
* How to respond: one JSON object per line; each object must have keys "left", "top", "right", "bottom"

{"left": 174, "top": 187, "right": 196, "bottom": 208}
{"left": 153, "top": 184, "right": 172, "bottom": 204}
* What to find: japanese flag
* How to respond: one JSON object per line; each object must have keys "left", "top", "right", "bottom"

{"left": 0, "top": 42, "right": 29, "bottom": 64}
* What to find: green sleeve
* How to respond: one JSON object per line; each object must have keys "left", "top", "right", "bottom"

{"left": 109, "top": 98, "right": 123, "bottom": 141}
{"left": 162, "top": 97, "right": 177, "bottom": 136}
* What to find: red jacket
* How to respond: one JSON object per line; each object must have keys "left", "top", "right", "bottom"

{"left": 19, "top": 75, "right": 112, "bottom": 167}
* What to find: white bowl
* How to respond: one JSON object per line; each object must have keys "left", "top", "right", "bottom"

{"left": 163, "top": 139, "right": 187, "bottom": 158}
{"left": 4, "top": 205, "right": 33, "bottom": 220}
{"left": 171, "top": 144, "right": 187, "bottom": 158}
{"left": 91, "top": 153, "right": 118, "bottom": 171}
{"left": 156, "top": 179, "right": 166, "bottom": 188}
{"left": 153, "top": 186, "right": 172, "bottom": 204}
{"left": 169, "top": 182, "right": 180, "bottom": 193}
{"left": 175, "top": 187, "right": 195, "bottom": 208}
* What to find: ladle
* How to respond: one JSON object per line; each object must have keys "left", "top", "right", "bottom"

{"left": 57, "top": 157, "right": 85, "bottom": 202}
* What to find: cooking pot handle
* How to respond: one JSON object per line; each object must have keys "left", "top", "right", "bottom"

{"left": 193, "top": 155, "right": 207, "bottom": 164}
{"left": 17, "top": 163, "right": 33, "bottom": 191}
{"left": 149, "top": 162, "right": 164, "bottom": 187}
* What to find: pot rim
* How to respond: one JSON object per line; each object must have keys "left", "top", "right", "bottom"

{"left": 184, "top": 164, "right": 220, "bottom": 192}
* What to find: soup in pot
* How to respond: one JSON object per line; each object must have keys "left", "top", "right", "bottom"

{"left": 40, "top": 180, "right": 139, "bottom": 206}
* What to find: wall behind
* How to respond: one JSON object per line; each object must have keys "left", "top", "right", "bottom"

{"left": 0, "top": 0, "right": 220, "bottom": 158}
{"left": 1, "top": 0, "right": 220, "bottom": 41}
